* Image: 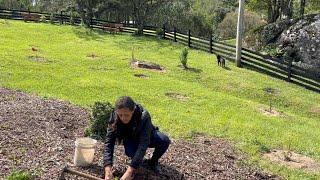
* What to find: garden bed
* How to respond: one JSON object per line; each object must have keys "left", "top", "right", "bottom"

{"left": 0, "top": 88, "right": 277, "bottom": 179}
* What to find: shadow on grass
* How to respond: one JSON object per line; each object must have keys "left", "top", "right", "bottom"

{"left": 222, "top": 66, "right": 231, "bottom": 71}
{"left": 115, "top": 34, "right": 170, "bottom": 51}
{"left": 186, "top": 67, "right": 203, "bottom": 73}
{"left": 176, "top": 65, "right": 202, "bottom": 73}
{"left": 72, "top": 27, "right": 106, "bottom": 42}
{"left": 242, "top": 63, "right": 320, "bottom": 93}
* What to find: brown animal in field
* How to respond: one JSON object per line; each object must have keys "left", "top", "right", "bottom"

{"left": 31, "top": 47, "right": 38, "bottom": 52}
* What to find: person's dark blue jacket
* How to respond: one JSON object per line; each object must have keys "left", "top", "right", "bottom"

{"left": 103, "top": 104, "right": 156, "bottom": 169}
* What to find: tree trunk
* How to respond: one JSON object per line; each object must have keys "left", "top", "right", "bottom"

{"left": 267, "top": 0, "right": 279, "bottom": 23}
{"left": 135, "top": 17, "right": 144, "bottom": 35}
{"left": 300, "top": 0, "right": 306, "bottom": 17}
{"left": 132, "top": 2, "right": 145, "bottom": 35}
{"left": 281, "top": 0, "right": 293, "bottom": 20}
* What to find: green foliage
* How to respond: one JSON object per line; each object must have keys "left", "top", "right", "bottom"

{"left": 218, "top": 11, "right": 266, "bottom": 39}
{"left": 0, "top": 0, "right": 32, "bottom": 10}
{"left": 261, "top": 44, "right": 284, "bottom": 58}
{"left": 180, "top": 47, "right": 188, "bottom": 69}
{"left": 5, "top": 170, "right": 33, "bottom": 180}
{"left": 69, "top": 11, "right": 76, "bottom": 25}
{"left": 49, "top": 13, "right": 54, "bottom": 24}
{"left": 85, "top": 102, "right": 114, "bottom": 140}
{"left": 253, "top": 139, "right": 270, "bottom": 153}
{"left": 155, "top": 28, "right": 164, "bottom": 37}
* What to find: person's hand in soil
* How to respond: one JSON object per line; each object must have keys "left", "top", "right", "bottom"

{"left": 120, "top": 166, "right": 135, "bottom": 180}
{"left": 104, "top": 166, "right": 113, "bottom": 180}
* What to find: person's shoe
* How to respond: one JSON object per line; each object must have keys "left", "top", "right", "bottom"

{"left": 145, "top": 159, "right": 160, "bottom": 174}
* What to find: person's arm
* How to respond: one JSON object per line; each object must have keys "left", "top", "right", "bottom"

{"left": 103, "top": 111, "right": 117, "bottom": 168}
{"left": 129, "top": 111, "right": 152, "bottom": 169}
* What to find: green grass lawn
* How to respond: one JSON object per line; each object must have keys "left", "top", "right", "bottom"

{"left": 1, "top": 19, "right": 320, "bottom": 179}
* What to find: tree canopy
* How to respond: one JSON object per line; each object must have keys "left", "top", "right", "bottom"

{"left": 0, "top": 0, "right": 319, "bottom": 38}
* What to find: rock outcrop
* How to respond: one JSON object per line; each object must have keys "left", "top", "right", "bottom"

{"left": 279, "top": 14, "right": 320, "bottom": 72}
{"left": 244, "top": 14, "right": 320, "bottom": 74}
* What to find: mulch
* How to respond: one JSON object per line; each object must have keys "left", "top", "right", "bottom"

{"left": 0, "top": 88, "right": 279, "bottom": 180}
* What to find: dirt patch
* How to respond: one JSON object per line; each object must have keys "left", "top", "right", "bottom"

{"left": 134, "top": 74, "right": 148, "bottom": 78}
{"left": 259, "top": 107, "right": 283, "bottom": 117}
{"left": 87, "top": 53, "right": 99, "bottom": 59}
{"left": 28, "top": 55, "right": 47, "bottom": 62}
{"left": 0, "top": 88, "right": 277, "bottom": 179}
{"left": 263, "top": 150, "right": 320, "bottom": 172}
{"left": 89, "top": 66, "right": 115, "bottom": 71}
{"left": 165, "top": 92, "right": 189, "bottom": 101}
{"left": 130, "top": 60, "right": 165, "bottom": 72}
{"left": 0, "top": 88, "right": 90, "bottom": 179}
{"left": 30, "top": 45, "right": 40, "bottom": 52}
{"left": 64, "top": 135, "right": 278, "bottom": 180}
{"left": 309, "top": 106, "right": 320, "bottom": 115}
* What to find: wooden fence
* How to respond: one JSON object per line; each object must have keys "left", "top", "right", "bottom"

{"left": 0, "top": 9, "right": 319, "bottom": 93}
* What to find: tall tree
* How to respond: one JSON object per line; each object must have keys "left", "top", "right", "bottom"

{"left": 128, "top": 0, "right": 169, "bottom": 35}
{"left": 248, "top": 0, "right": 295, "bottom": 23}
{"left": 75, "top": 0, "right": 100, "bottom": 26}
{"left": 0, "top": 0, "right": 32, "bottom": 10}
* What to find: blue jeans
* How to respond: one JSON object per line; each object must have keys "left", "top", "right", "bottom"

{"left": 123, "top": 130, "right": 171, "bottom": 162}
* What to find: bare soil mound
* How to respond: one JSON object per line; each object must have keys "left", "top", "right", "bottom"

{"left": 263, "top": 150, "right": 320, "bottom": 172}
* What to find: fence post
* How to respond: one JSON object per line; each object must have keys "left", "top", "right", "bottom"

{"left": 163, "top": 24, "right": 166, "bottom": 39}
{"left": 209, "top": 34, "right": 213, "bottom": 53}
{"left": 188, "top": 30, "right": 191, "bottom": 47}
{"left": 174, "top": 27, "right": 177, "bottom": 42}
{"left": 60, "top": 11, "right": 63, "bottom": 24}
{"left": 287, "top": 59, "right": 293, "bottom": 81}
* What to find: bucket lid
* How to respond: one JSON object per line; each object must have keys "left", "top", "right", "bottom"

{"left": 75, "top": 137, "right": 97, "bottom": 147}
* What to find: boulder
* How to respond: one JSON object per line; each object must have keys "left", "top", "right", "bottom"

{"left": 244, "top": 14, "right": 320, "bottom": 75}
{"left": 279, "top": 14, "right": 320, "bottom": 73}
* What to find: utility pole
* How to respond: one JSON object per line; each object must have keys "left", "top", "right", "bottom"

{"left": 236, "top": 0, "right": 245, "bottom": 67}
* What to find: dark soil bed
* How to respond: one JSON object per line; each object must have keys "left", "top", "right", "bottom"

{"left": 0, "top": 88, "right": 278, "bottom": 179}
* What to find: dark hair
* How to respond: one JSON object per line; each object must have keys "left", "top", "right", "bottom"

{"left": 110, "top": 96, "right": 136, "bottom": 135}
{"left": 115, "top": 96, "right": 136, "bottom": 111}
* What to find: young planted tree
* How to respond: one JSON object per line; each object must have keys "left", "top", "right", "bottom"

{"left": 180, "top": 48, "right": 189, "bottom": 69}
{"left": 263, "top": 87, "right": 277, "bottom": 112}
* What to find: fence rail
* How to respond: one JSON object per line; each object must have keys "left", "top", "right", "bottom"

{"left": 0, "top": 9, "right": 319, "bottom": 92}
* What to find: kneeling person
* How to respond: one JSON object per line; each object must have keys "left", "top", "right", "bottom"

{"left": 104, "top": 96, "right": 171, "bottom": 180}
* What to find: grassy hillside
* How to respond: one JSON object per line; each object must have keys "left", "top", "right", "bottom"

{"left": 0, "top": 19, "right": 320, "bottom": 179}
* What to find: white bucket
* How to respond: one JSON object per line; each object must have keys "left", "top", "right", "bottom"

{"left": 73, "top": 137, "right": 97, "bottom": 167}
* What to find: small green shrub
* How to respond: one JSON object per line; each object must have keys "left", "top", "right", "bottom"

{"left": 155, "top": 28, "right": 164, "bottom": 37}
{"left": 5, "top": 170, "right": 33, "bottom": 180}
{"left": 49, "top": 13, "right": 55, "bottom": 24}
{"left": 69, "top": 11, "right": 75, "bottom": 25}
{"left": 180, "top": 48, "right": 188, "bottom": 69}
{"left": 253, "top": 139, "right": 270, "bottom": 153}
{"left": 85, "top": 101, "right": 114, "bottom": 140}
{"left": 263, "top": 87, "right": 277, "bottom": 112}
